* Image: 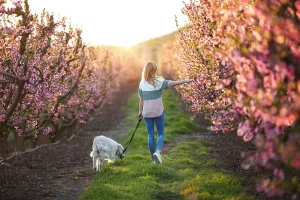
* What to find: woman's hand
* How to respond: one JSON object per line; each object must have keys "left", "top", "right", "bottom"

{"left": 138, "top": 113, "right": 143, "bottom": 120}
{"left": 184, "top": 79, "right": 192, "bottom": 84}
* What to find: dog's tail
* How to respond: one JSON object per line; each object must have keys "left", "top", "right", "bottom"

{"left": 90, "top": 145, "right": 106, "bottom": 157}
{"left": 90, "top": 151, "right": 98, "bottom": 158}
{"left": 90, "top": 143, "right": 100, "bottom": 158}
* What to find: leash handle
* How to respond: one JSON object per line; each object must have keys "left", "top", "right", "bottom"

{"left": 121, "top": 118, "right": 142, "bottom": 156}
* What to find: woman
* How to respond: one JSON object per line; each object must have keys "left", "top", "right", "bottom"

{"left": 138, "top": 61, "right": 192, "bottom": 164}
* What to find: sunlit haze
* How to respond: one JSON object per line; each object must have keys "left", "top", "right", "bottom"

{"left": 27, "top": 0, "right": 189, "bottom": 47}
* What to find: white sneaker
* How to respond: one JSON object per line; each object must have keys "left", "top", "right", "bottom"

{"left": 153, "top": 152, "right": 162, "bottom": 164}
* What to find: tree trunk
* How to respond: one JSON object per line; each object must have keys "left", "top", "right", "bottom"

{"left": 0, "top": 133, "right": 9, "bottom": 158}
{"left": 14, "top": 132, "right": 25, "bottom": 152}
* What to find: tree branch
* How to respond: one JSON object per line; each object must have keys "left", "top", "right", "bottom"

{"left": 0, "top": 81, "right": 18, "bottom": 84}
{"left": 0, "top": 71, "right": 20, "bottom": 80}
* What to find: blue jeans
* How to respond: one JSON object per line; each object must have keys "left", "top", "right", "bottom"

{"left": 143, "top": 112, "right": 164, "bottom": 160}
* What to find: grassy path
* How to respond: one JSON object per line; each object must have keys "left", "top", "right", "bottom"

{"left": 79, "top": 89, "right": 255, "bottom": 200}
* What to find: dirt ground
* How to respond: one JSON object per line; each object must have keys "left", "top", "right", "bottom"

{"left": 0, "top": 79, "right": 292, "bottom": 200}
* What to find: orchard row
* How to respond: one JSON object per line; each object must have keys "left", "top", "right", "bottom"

{"left": 0, "top": 0, "right": 138, "bottom": 157}
{"left": 161, "top": 0, "right": 300, "bottom": 197}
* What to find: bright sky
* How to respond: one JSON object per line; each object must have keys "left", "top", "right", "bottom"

{"left": 27, "top": 0, "right": 189, "bottom": 47}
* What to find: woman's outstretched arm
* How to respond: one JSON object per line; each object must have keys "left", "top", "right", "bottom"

{"left": 169, "top": 79, "right": 192, "bottom": 87}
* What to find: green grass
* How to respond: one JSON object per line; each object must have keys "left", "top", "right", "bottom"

{"left": 79, "top": 89, "right": 254, "bottom": 200}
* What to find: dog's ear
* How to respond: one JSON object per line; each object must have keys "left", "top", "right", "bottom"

{"left": 116, "top": 144, "right": 125, "bottom": 159}
{"left": 117, "top": 143, "right": 124, "bottom": 151}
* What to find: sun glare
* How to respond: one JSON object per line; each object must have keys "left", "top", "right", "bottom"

{"left": 27, "top": 0, "right": 188, "bottom": 47}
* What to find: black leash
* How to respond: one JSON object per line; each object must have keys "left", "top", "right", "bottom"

{"left": 119, "top": 117, "right": 142, "bottom": 159}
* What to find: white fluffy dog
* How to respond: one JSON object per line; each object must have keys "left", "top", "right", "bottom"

{"left": 90, "top": 135, "right": 124, "bottom": 171}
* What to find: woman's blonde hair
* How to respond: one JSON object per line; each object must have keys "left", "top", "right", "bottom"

{"left": 142, "top": 61, "right": 158, "bottom": 88}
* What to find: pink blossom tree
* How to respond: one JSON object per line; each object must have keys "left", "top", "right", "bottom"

{"left": 163, "top": 0, "right": 300, "bottom": 196}
{"left": 0, "top": 0, "right": 123, "bottom": 156}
